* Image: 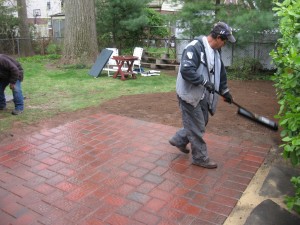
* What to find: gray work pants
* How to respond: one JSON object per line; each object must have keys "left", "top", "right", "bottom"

{"left": 172, "top": 96, "right": 209, "bottom": 162}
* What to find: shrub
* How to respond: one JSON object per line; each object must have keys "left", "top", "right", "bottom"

{"left": 271, "top": 0, "right": 300, "bottom": 214}
{"left": 230, "top": 57, "right": 263, "bottom": 79}
{"left": 46, "top": 43, "right": 62, "bottom": 55}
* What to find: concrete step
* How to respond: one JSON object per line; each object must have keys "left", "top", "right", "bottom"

{"left": 143, "top": 51, "right": 163, "bottom": 58}
{"left": 141, "top": 55, "right": 156, "bottom": 63}
{"left": 141, "top": 62, "right": 179, "bottom": 71}
{"left": 156, "top": 58, "right": 178, "bottom": 64}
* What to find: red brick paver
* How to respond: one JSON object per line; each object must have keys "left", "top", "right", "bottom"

{"left": 0, "top": 112, "right": 271, "bottom": 224}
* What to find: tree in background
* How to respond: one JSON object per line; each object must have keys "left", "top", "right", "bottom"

{"left": 174, "top": 0, "right": 216, "bottom": 39}
{"left": 95, "top": 0, "right": 151, "bottom": 51}
{"left": 175, "top": 0, "right": 277, "bottom": 42}
{"left": 16, "top": 0, "right": 34, "bottom": 56}
{"left": 0, "top": 0, "right": 19, "bottom": 54}
{"left": 218, "top": 0, "right": 278, "bottom": 42}
{"left": 0, "top": 0, "right": 18, "bottom": 39}
{"left": 145, "top": 8, "right": 169, "bottom": 39}
{"left": 62, "top": 0, "right": 98, "bottom": 65}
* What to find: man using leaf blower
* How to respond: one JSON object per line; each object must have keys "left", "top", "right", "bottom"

{"left": 169, "top": 22, "right": 236, "bottom": 169}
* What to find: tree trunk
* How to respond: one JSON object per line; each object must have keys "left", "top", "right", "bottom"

{"left": 245, "top": 0, "right": 256, "bottom": 9}
{"left": 62, "top": 0, "right": 99, "bottom": 65}
{"left": 17, "top": 0, "right": 34, "bottom": 57}
{"left": 215, "top": 0, "right": 221, "bottom": 16}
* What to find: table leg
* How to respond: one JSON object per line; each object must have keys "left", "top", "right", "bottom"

{"left": 113, "top": 60, "right": 126, "bottom": 80}
{"left": 126, "top": 61, "right": 136, "bottom": 79}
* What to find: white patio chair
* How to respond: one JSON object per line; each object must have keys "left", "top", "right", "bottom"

{"left": 132, "top": 47, "right": 143, "bottom": 73}
{"left": 122, "top": 47, "right": 143, "bottom": 73}
{"left": 102, "top": 48, "right": 119, "bottom": 76}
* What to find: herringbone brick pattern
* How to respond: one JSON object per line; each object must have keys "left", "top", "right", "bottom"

{"left": 0, "top": 112, "right": 271, "bottom": 225}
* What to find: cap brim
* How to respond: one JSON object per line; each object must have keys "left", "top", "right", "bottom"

{"left": 228, "top": 35, "right": 236, "bottom": 43}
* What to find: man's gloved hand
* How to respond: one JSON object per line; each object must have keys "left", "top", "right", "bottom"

{"left": 223, "top": 92, "right": 233, "bottom": 104}
{"left": 203, "top": 80, "right": 215, "bottom": 93}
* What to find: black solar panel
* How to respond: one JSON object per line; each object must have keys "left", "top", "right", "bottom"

{"left": 88, "top": 49, "right": 113, "bottom": 78}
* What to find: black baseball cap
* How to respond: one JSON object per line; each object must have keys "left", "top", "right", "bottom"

{"left": 212, "top": 21, "right": 236, "bottom": 43}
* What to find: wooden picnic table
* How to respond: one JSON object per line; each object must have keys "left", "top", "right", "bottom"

{"left": 112, "top": 55, "right": 138, "bottom": 81}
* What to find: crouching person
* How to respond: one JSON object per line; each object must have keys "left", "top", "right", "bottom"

{"left": 0, "top": 54, "right": 24, "bottom": 115}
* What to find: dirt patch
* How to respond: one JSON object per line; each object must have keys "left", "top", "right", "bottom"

{"left": 100, "top": 80, "right": 281, "bottom": 146}
{"left": 0, "top": 79, "right": 281, "bottom": 147}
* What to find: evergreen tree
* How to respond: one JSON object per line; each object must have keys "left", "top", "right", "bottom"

{"left": 144, "top": 8, "right": 169, "bottom": 40}
{"left": 96, "top": 0, "right": 151, "bottom": 51}
{"left": 176, "top": 0, "right": 277, "bottom": 42}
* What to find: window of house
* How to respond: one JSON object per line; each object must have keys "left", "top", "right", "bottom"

{"left": 47, "top": 1, "right": 51, "bottom": 10}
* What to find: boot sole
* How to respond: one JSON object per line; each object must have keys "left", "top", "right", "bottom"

{"left": 169, "top": 139, "right": 190, "bottom": 154}
{"left": 192, "top": 161, "right": 217, "bottom": 169}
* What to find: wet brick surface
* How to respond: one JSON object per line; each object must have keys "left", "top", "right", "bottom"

{"left": 0, "top": 112, "right": 271, "bottom": 224}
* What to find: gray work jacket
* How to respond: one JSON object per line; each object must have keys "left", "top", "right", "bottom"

{"left": 176, "top": 36, "right": 229, "bottom": 115}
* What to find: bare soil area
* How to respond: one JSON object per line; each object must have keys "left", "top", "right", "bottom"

{"left": 100, "top": 79, "right": 281, "bottom": 146}
{"left": 1, "top": 79, "right": 281, "bottom": 147}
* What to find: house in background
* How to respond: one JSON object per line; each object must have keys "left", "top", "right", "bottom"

{"left": 160, "top": 0, "right": 183, "bottom": 14}
{"left": 148, "top": 0, "right": 164, "bottom": 11}
{"left": 149, "top": 0, "right": 183, "bottom": 14}
{"left": 224, "top": 0, "right": 239, "bottom": 4}
{"left": 4, "top": 0, "right": 64, "bottom": 37}
{"left": 50, "top": 13, "right": 64, "bottom": 41}
{"left": 26, "top": 0, "right": 64, "bottom": 38}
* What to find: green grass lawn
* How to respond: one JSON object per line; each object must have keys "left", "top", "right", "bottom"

{"left": 0, "top": 55, "right": 176, "bottom": 133}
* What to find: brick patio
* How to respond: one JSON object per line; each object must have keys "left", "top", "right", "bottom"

{"left": 0, "top": 112, "right": 271, "bottom": 225}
